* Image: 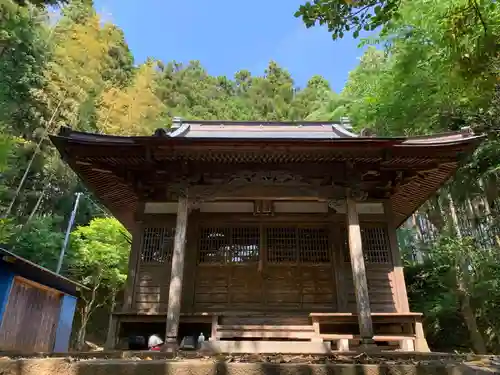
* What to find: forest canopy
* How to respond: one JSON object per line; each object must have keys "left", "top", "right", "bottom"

{"left": 0, "top": 0, "right": 499, "bottom": 353}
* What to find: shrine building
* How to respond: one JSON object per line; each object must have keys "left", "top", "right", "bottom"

{"left": 50, "top": 118, "right": 483, "bottom": 354}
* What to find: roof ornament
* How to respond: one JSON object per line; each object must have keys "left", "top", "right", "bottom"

{"left": 172, "top": 116, "right": 183, "bottom": 129}
{"left": 360, "top": 128, "right": 376, "bottom": 137}
{"left": 340, "top": 116, "right": 353, "bottom": 130}
{"left": 153, "top": 128, "right": 168, "bottom": 137}
{"left": 58, "top": 126, "right": 73, "bottom": 137}
{"left": 460, "top": 126, "right": 474, "bottom": 137}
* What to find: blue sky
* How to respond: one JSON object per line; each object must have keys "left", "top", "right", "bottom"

{"left": 93, "top": 0, "right": 366, "bottom": 92}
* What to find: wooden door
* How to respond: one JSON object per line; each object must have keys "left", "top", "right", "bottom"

{"left": 263, "top": 225, "right": 337, "bottom": 311}
{"left": 194, "top": 223, "right": 337, "bottom": 312}
{"left": 195, "top": 225, "right": 262, "bottom": 311}
{"left": 0, "top": 277, "right": 61, "bottom": 352}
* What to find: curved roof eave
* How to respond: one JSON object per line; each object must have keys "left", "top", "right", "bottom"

{"left": 50, "top": 127, "right": 484, "bottom": 149}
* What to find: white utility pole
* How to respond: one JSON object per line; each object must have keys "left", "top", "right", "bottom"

{"left": 56, "top": 192, "right": 83, "bottom": 274}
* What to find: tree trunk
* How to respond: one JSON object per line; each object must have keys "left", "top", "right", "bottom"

{"left": 105, "top": 291, "right": 117, "bottom": 349}
{"left": 448, "top": 194, "right": 488, "bottom": 354}
{"left": 76, "top": 311, "right": 89, "bottom": 351}
{"left": 0, "top": 44, "right": 8, "bottom": 60}
{"left": 447, "top": 193, "right": 463, "bottom": 238}
{"left": 456, "top": 280, "right": 487, "bottom": 354}
{"left": 412, "top": 214, "right": 424, "bottom": 262}
{"left": 484, "top": 176, "right": 498, "bottom": 213}
{"left": 428, "top": 196, "right": 445, "bottom": 232}
{"left": 75, "top": 285, "right": 99, "bottom": 351}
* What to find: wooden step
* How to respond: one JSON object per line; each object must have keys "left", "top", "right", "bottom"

{"left": 218, "top": 325, "right": 314, "bottom": 331}
{"left": 216, "top": 330, "right": 316, "bottom": 339}
{"left": 216, "top": 324, "right": 316, "bottom": 339}
{"left": 320, "top": 333, "right": 416, "bottom": 341}
{"left": 201, "top": 340, "right": 332, "bottom": 354}
{"left": 221, "top": 317, "right": 310, "bottom": 325}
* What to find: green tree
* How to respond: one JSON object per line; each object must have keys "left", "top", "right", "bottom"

{"left": 97, "top": 61, "right": 166, "bottom": 135}
{"left": 406, "top": 233, "right": 500, "bottom": 353}
{"left": 10, "top": 216, "right": 64, "bottom": 269}
{"left": 0, "top": 0, "right": 50, "bottom": 136}
{"left": 295, "top": 0, "right": 493, "bottom": 44}
{"left": 0, "top": 135, "right": 14, "bottom": 173}
{"left": 69, "top": 217, "right": 129, "bottom": 350}
{"left": 295, "top": 0, "right": 399, "bottom": 40}
{"left": 13, "top": 0, "right": 67, "bottom": 7}
{"left": 0, "top": 218, "right": 16, "bottom": 244}
{"left": 59, "top": 0, "right": 95, "bottom": 26}
{"left": 39, "top": 12, "right": 112, "bottom": 130}
{"left": 101, "top": 24, "right": 135, "bottom": 88}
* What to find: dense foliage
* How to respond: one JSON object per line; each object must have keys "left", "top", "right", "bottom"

{"left": 0, "top": 0, "right": 498, "bottom": 352}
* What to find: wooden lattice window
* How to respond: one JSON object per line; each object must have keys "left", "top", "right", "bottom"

{"left": 342, "top": 225, "right": 391, "bottom": 264}
{"left": 266, "top": 227, "right": 297, "bottom": 263}
{"left": 299, "top": 227, "right": 330, "bottom": 263}
{"left": 198, "top": 226, "right": 260, "bottom": 264}
{"left": 266, "top": 226, "right": 330, "bottom": 263}
{"left": 140, "top": 227, "right": 175, "bottom": 264}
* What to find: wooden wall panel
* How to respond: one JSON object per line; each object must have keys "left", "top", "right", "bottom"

{"left": 264, "top": 266, "right": 302, "bottom": 309}
{"left": 194, "top": 266, "right": 229, "bottom": 310}
{"left": 229, "top": 266, "right": 263, "bottom": 308}
{"left": 0, "top": 277, "right": 61, "bottom": 352}
{"left": 132, "top": 221, "right": 176, "bottom": 313}
{"left": 301, "top": 266, "right": 337, "bottom": 310}
{"left": 344, "top": 265, "right": 396, "bottom": 312}
{"left": 339, "top": 221, "right": 398, "bottom": 313}
{"left": 134, "top": 265, "right": 171, "bottom": 313}
{"left": 194, "top": 265, "right": 337, "bottom": 311}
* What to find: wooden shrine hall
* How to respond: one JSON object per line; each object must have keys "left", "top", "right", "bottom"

{"left": 50, "top": 118, "right": 483, "bottom": 354}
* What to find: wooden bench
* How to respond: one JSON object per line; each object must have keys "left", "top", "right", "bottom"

{"left": 309, "top": 312, "right": 430, "bottom": 352}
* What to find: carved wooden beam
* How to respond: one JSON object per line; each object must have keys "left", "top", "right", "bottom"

{"left": 166, "top": 184, "right": 347, "bottom": 202}
{"left": 82, "top": 159, "right": 439, "bottom": 179}
{"left": 72, "top": 156, "right": 445, "bottom": 203}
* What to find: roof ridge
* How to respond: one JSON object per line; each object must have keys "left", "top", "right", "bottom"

{"left": 173, "top": 119, "right": 344, "bottom": 126}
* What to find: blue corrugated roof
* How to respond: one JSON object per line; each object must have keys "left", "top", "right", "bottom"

{"left": 0, "top": 247, "right": 86, "bottom": 295}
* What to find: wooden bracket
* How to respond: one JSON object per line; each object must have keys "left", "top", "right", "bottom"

{"left": 254, "top": 200, "right": 274, "bottom": 216}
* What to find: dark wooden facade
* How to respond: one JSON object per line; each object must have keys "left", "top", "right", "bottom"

{"left": 132, "top": 211, "right": 398, "bottom": 314}
{"left": 50, "top": 120, "right": 483, "bottom": 353}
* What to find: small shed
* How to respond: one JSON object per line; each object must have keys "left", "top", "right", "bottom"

{"left": 0, "top": 247, "right": 84, "bottom": 353}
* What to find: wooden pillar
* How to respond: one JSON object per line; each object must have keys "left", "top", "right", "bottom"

{"left": 346, "top": 197, "right": 375, "bottom": 347}
{"left": 122, "top": 219, "right": 143, "bottom": 311}
{"left": 165, "top": 196, "right": 189, "bottom": 346}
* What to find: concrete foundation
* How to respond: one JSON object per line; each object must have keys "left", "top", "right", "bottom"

{"left": 0, "top": 358, "right": 497, "bottom": 375}
{"left": 200, "top": 340, "right": 332, "bottom": 354}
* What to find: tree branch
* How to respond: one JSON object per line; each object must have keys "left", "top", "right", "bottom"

{"left": 470, "top": 0, "right": 487, "bottom": 35}
{"left": 351, "top": 4, "right": 372, "bottom": 17}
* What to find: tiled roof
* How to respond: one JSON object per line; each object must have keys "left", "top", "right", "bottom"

{"left": 163, "top": 119, "right": 359, "bottom": 139}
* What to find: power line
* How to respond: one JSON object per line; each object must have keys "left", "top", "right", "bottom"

{"left": 85, "top": 194, "right": 112, "bottom": 217}
{"left": 2, "top": 99, "right": 64, "bottom": 218}
{"left": 56, "top": 192, "right": 82, "bottom": 274}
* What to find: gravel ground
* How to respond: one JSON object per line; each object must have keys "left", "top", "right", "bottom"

{"left": 1, "top": 351, "right": 497, "bottom": 368}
